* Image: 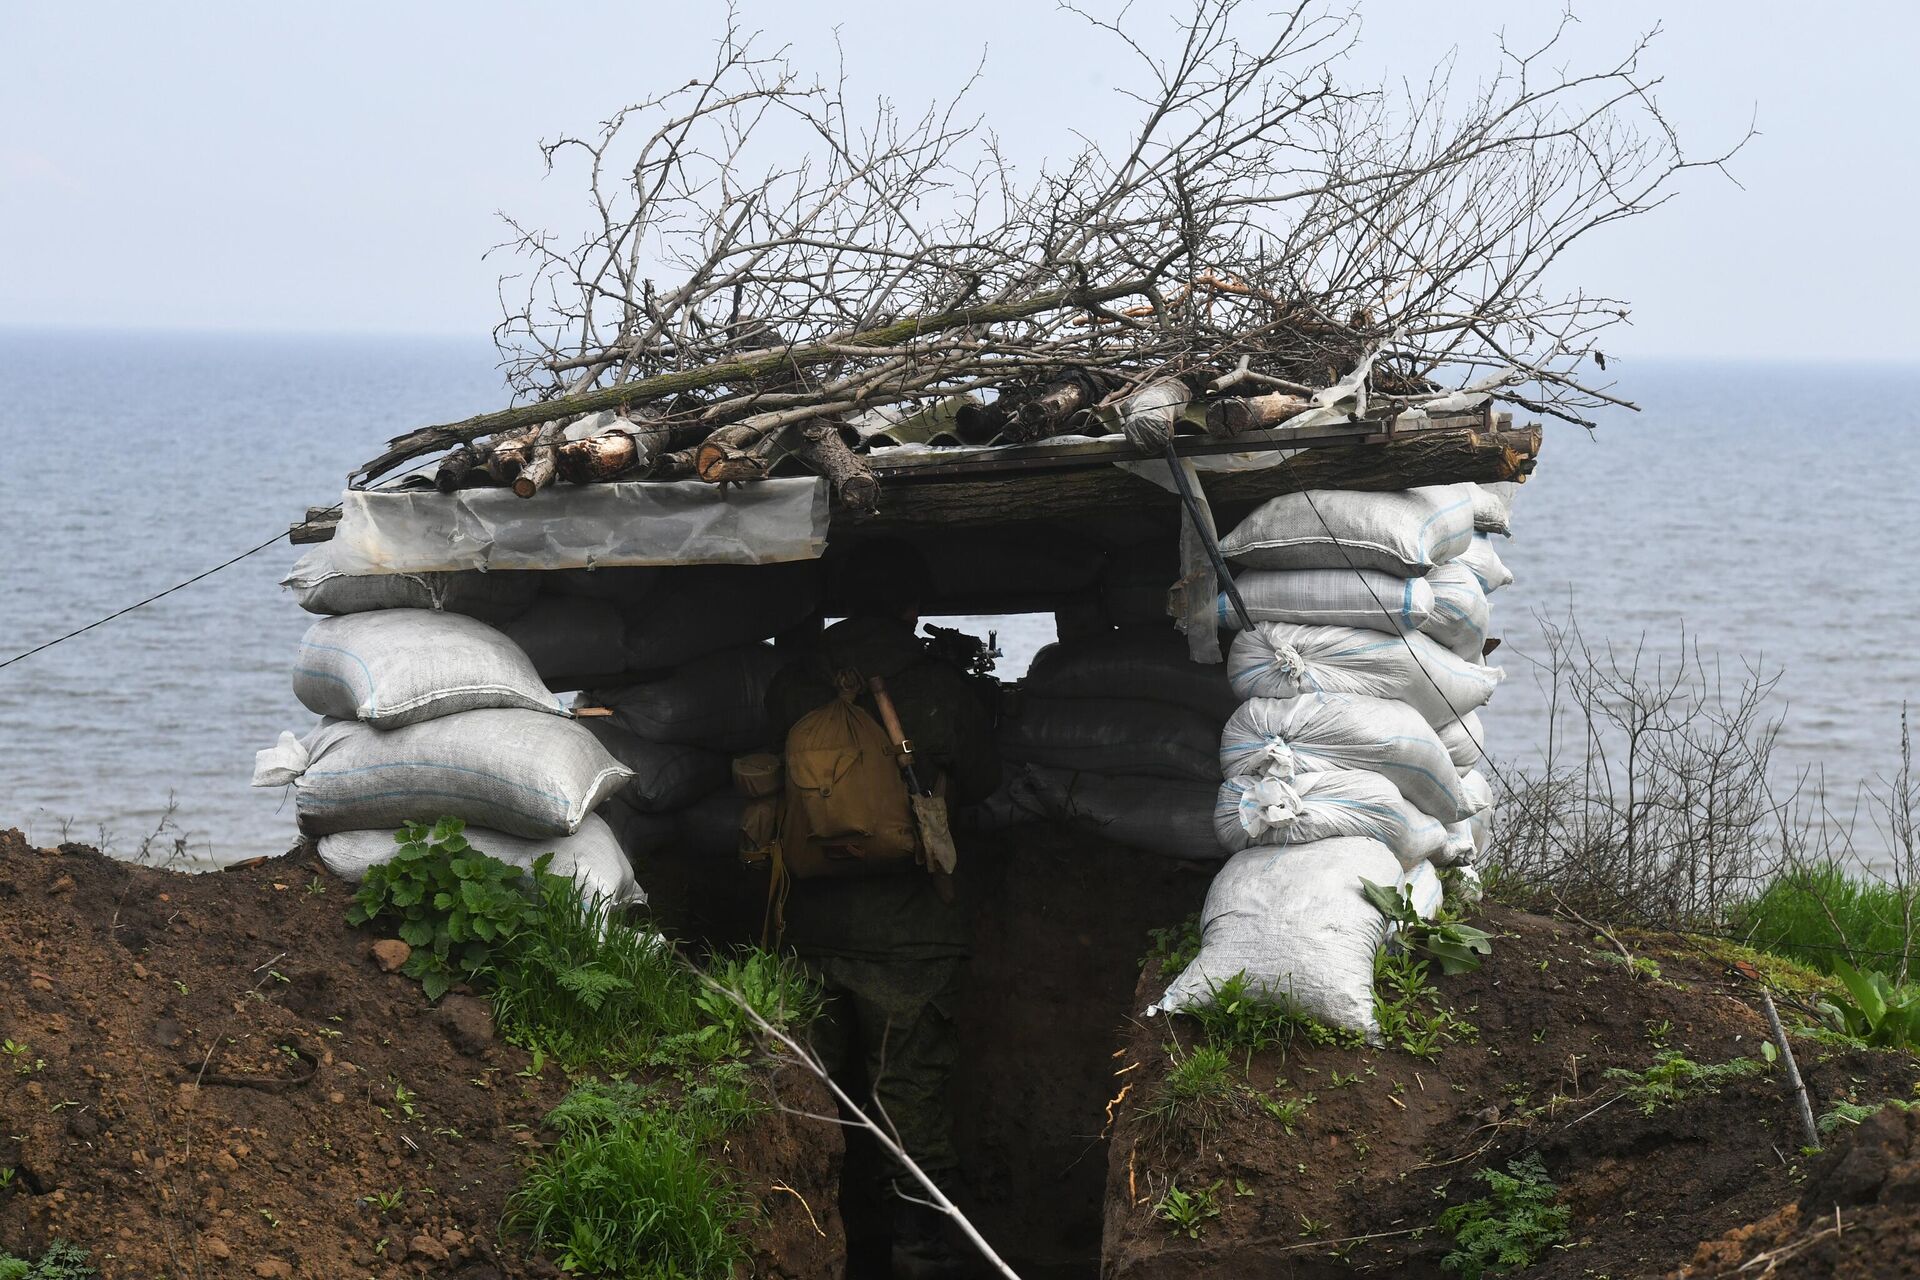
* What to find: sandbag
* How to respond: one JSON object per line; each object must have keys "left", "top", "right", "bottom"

{"left": 1471, "top": 481, "right": 1518, "bottom": 535}
{"left": 1024, "top": 632, "right": 1239, "bottom": 722}
{"left": 1455, "top": 534, "right": 1514, "bottom": 594}
{"left": 625, "top": 564, "right": 820, "bottom": 671}
{"left": 1000, "top": 696, "right": 1223, "bottom": 782}
{"left": 1223, "top": 568, "right": 1433, "bottom": 635}
{"left": 1098, "top": 544, "right": 1180, "bottom": 629}
{"left": 1220, "top": 693, "right": 1476, "bottom": 821}
{"left": 293, "top": 610, "right": 564, "bottom": 730}
{"left": 597, "top": 795, "right": 680, "bottom": 862}
{"left": 1436, "top": 711, "right": 1487, "bottom": 772}
{"left": 252, "top": 710, "right": 632, "bottom": 839}
{"left": 314, "top": 814, "right": 643, "bottom": 908}
{"left": 1420, "top": 562, "right": 1490, "bottom": 660}
{"left": 579, "top": 720, "right": 730, "bottom": 812}
{"left": 967, "top": 765, "right": 1220, "bottom": 860}
{"left": 677, "top": 790, "right": 748, "bottom": 860}
{"left": 1460, "top": 768, "right": 1494, "bottom": 816}
{"left": 1150, "top": 836, "right": 1402, "bottom": 1035}
{"left": 1218, "top": 484, "right": 1475, "bottom": 576}
{"left": 1227, "top": 622, "right": 1503, "bottom": 728}
{"left": 546, "top": 566, "right": 663, "bottom": 604}
{"left": 582, "top": 644, "right": 784, "bottom": 753}
{"left": 1212, "top": 770, "right": 1449, "bottom": 867}
{"left": 502, "top": 597, "right": 630, "bottom": 690}
{"left": 281, "top": 544, "right": 539, "bottom": 622}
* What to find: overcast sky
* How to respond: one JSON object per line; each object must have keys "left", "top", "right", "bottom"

{"left": 3, "top": 1, "right": 1911, "bottom": 362}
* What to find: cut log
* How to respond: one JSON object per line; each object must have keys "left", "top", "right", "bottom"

{"left": 484, "top": 425, "right": 545, "bottom": 485}
{"left": 433, "top": 445, "right": 479, "bottom": 493}
{"left": 512, "top": 418, "right": 572, "bottom": 498}
{"left": 954, "top": 400, "right": 1010, "bottom": 444}
{"left": 842, "top": 426, "right": 1540, "bottom": 530}
{"left": 797, "top": 420, "right": 880, "bottom": 512}
{"left": 555, "top": 431, "right": 645, "bottom": 484}
{"left": 1205, "top": 391, "right": 1314, "bottom": 438}
{"left": 1009, "top": 377, "right": 1095, "bottom": 443}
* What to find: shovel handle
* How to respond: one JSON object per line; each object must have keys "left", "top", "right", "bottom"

{"left": 866, "top": 677, "right": 913, "bottom": 758}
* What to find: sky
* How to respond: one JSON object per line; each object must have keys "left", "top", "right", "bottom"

{"left": 2, "top": 1, "right": 1912, "bottom": 363}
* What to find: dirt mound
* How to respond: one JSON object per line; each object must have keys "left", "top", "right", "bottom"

{"left": 0, "top": 829, "right": 842, "bottom": 1279}
{"left": 1677, "top": 1104, "right": 1920, "bottom": 1279}
{"left": 1101, "top": 905, "right": 1920, "bottom": 1280}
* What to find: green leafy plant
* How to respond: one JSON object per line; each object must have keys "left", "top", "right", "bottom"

{"left": 1362, "top": 880, "right": 1494, "bottom": 974}
{"left": 1438, "top": 1154, "right": 1570, "bottom": 1278}
{"left": 505, "top": 1082, "right": 748, "bottom": 1280}
{"left": 361, "top": 1187, "right": 406, "bottom": 1215}
{"left": 0, "top": 1242, "right": 95, "bottom": 1280}
{"left": 1603, "top": 1050, "right": 1765, "bottom": 1116}
{"left": 1375, "top": 950, "right": 1476, "bottom": 1060}
{"left": 1818, "top": 1097, "right": 1915, "bottom": 1134}
{"left": 1256, "top": 1091, "right": 1314, "bottom": 1135}
{"left": 1153, "top": 1180, "right": 1222, "bottom": 1240}
{"left": 347, "top": 818, "right": 548, "bottom": 999}
{"left": 1145, "top": 914, "right": 1204, "bottom": 975}
{"left": 1817, "top": 960, "right": 1920, "bottom": 1048}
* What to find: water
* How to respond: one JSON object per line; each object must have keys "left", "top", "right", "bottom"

{"left": 2, "top": 332, "right": 1914, "bottom": 864}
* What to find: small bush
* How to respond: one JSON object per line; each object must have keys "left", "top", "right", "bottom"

{"left": 506, "top": 1082, "right": 748, "bottom": 1280}
{"left": 1439, "top": 1154, "right": 1569, "bottom": 1278}
{"left": 1603, "top": 1050, "right": 1765, "bottom": 1115}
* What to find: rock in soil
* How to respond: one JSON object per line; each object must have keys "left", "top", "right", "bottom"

{"left": 369, "top": 937, "right": 412, "bottom": 972}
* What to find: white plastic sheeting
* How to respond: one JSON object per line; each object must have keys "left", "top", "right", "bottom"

{"left": 323, "top": 477, "right": 829, "bottom": 575}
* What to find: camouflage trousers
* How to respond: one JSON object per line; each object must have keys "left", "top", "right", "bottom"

{"left": 802, "top": 953, "right": 965, "bottom": 1200}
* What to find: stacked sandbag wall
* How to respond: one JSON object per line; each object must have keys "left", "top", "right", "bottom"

{"left": 258, "top": 545, "right": 825, "bottom": 907}
{"left": 1148, "top": 480, "right": 1519, "bottom": 1037}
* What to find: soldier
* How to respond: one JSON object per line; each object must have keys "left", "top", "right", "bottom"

{"left": 765, "top": 539, "right": 1000, "bottom": 1280}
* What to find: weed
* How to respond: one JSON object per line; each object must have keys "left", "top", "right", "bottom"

{"left": 1644, "top": 1019, "right": 1674, "bottom": 1047}
{"left": 1438, "top": 1154, "right": 1569, "bottom": 1279}
{"left": 0, "top": 1241, "right": 95, "bottom": 1280}
{"left": 1142, "top": 1040, "right": 1239, "bottom": 1142}
{"left": 1297, "top": 1214, "right": 1330, "bottom": 1238}
{"left": 1256, "top": 1091, "right": 1314, "bottom": 1135}
{"left": 347, "top": 818, "right": 548, "bottom": 999}
{"left": 390, "top": 1080, "right": 420, "bottom": 1122}
{"left": 1362, "top": 880, "right": 1494, "bottom": 974}
{"left": 1152, "top": 1180, "right": 1221, "bottom": 1239}
{"left": 0, "top": 1169, "right": 13, "bottom": 1192}
{"left": 361, "top": 1188, "right": 406, "bottom": 1215}
{"left": 1328, "top": 1069, "right": 1360, "bottom": 1089}
{"left": 1375, "top": 951, "right": 1476, "bottom": 1060}
{"left": 2, "top": 1041, "right": 43, "bottom": 1076}
{"left": 516, "top": 1046, "right": 549, "bottom": 1079}
{"left": 1815, "top": 960, "right": 1920, "bottom": 1048}
{"left": 1604, "top": 1050, "right": 1766, "bottom": 1115}
{"left": 505, "top": 1082, "right": 748, "bottom": 1280}
{"left": 1145, "top": 914, "right": 1203, "bottom": 975}
{"left": 1734, "top": 863, "right": 1920, "bottom": 980}
{"left": 1594, "top": 949, "right": 1663, "bottom": 981}
{"left": 1184, "top": 971, "right": 1319, "bottom": 1056}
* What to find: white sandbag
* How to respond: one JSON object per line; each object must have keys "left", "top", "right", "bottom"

{"left": 282, "top": 543, "right": 539, "bottom": 622}
{"left": 1219, "top": 693, "right": 1476, "bottom": 821}
{"left": 1000, "top": 696, "right": 1223, "bottom": 782}
{"left": 1223, "top": 569, "right": 1433, "bottom": 635}
{"left": 1420, "top": 562, "right": 1490, "bottom": 660}
{"left": 1025, "top": 632, "right": 1240, "bottom": 722}
{"left": 1468, "top": 805, "right": 1492, "bottom": 858}
{"left": 252, "top": 710, "right": 632, "bottom": 839}
{"left": 502, "top": 597, "right": 630, "bottom": 689}
{"left": 625, "top": 564, "right": 820, "bottom": 671}
{"left": 1436, "top": 819, "right": 1477, "bottom": 866}
{"left": 1436, "top": 711, "right": 1487, "bottom": 772}
{"left": 1471, "top": 481, "right": 1518, "bottom": 535}
{"left": 1460, "top": 768, "right": 1494, "bottom": 816}
{"left": 1454, "top": 534, "right": 1514, "bottom": 594}
{"left": 968, "top": 765, "right": 1220, "bottom": 860}
{"left": 582, "top": 644, "right": 784, "bottom": 753}
{"left": 1218, "top": 484, "right": 1475, "bottom": 576}
{"left": 579, "top": 720, "right": 730, "bottom": 812}
{"left": 293, "top": 610, "right": 564, "bottom": 730}
{"left": 1150, "top": 836, "right": 1401, "bottom": 1035}
{"left": 1227, "top": 623, "right": 1503, "bottom": 728}
{"left": 314, "top": 814, "right": 643, "bottom": 908}
{"left": 1212, "top": 770, "right": 1449, "bottom": 867}
{"left": 1400, "top": 860, "right": 1445, "bottom": 921}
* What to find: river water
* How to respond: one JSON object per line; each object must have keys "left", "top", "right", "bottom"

{"left": 1, "top": 331, "right": 1913, "bottom": 866}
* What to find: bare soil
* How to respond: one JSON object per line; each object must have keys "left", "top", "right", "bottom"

{"left": 1102, "top": 905, "right": 1920, "bottom": 1280}
{"left": 0, "top": 828, "right": 843, "bottom": 1279}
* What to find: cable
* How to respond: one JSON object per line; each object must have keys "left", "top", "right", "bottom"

{"left": 0, "top": 530, "right": 289, "bottom": 672}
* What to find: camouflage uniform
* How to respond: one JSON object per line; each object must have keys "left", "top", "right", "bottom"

{"left": 766, "top": 615, "right": 1000, "bottom": 1205}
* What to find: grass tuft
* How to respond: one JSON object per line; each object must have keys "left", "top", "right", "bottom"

{"left": 1733, "top": 864, "right": 1920, "bottom": 980}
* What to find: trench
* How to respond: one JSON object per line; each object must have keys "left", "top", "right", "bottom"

{"left": 639, "top": 821, "right": 1212, "bottom": 1278}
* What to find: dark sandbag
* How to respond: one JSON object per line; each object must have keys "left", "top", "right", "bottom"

{"left": 583, "top": 644, "right": 785, "bottom": 753}
{"left": 1025, "top": 632, "right": 1239, "bottom": 722}
{"left": 999, "top": 696, "right": 1223, "bottom": 782}
{"left": 579, "top": 720, "right": 731, "bottom": 813}
{"left": 625, "top": 563, "right": 821, "bottom": 671}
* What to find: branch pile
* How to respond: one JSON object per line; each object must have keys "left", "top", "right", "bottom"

{"left": 350, "top": 2, "right": 1741, "bottom": 500}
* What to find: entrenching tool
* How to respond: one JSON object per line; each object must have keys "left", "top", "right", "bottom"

{"left": 867, "top": 676, "right": 959, "bottom": 876}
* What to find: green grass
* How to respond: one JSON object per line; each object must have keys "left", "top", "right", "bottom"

{"left": 1733, "top": 864, "right": 1920, "bottom": 980}
{"left": 505, "top": 1081, "right": 750, "bottom": 1280}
